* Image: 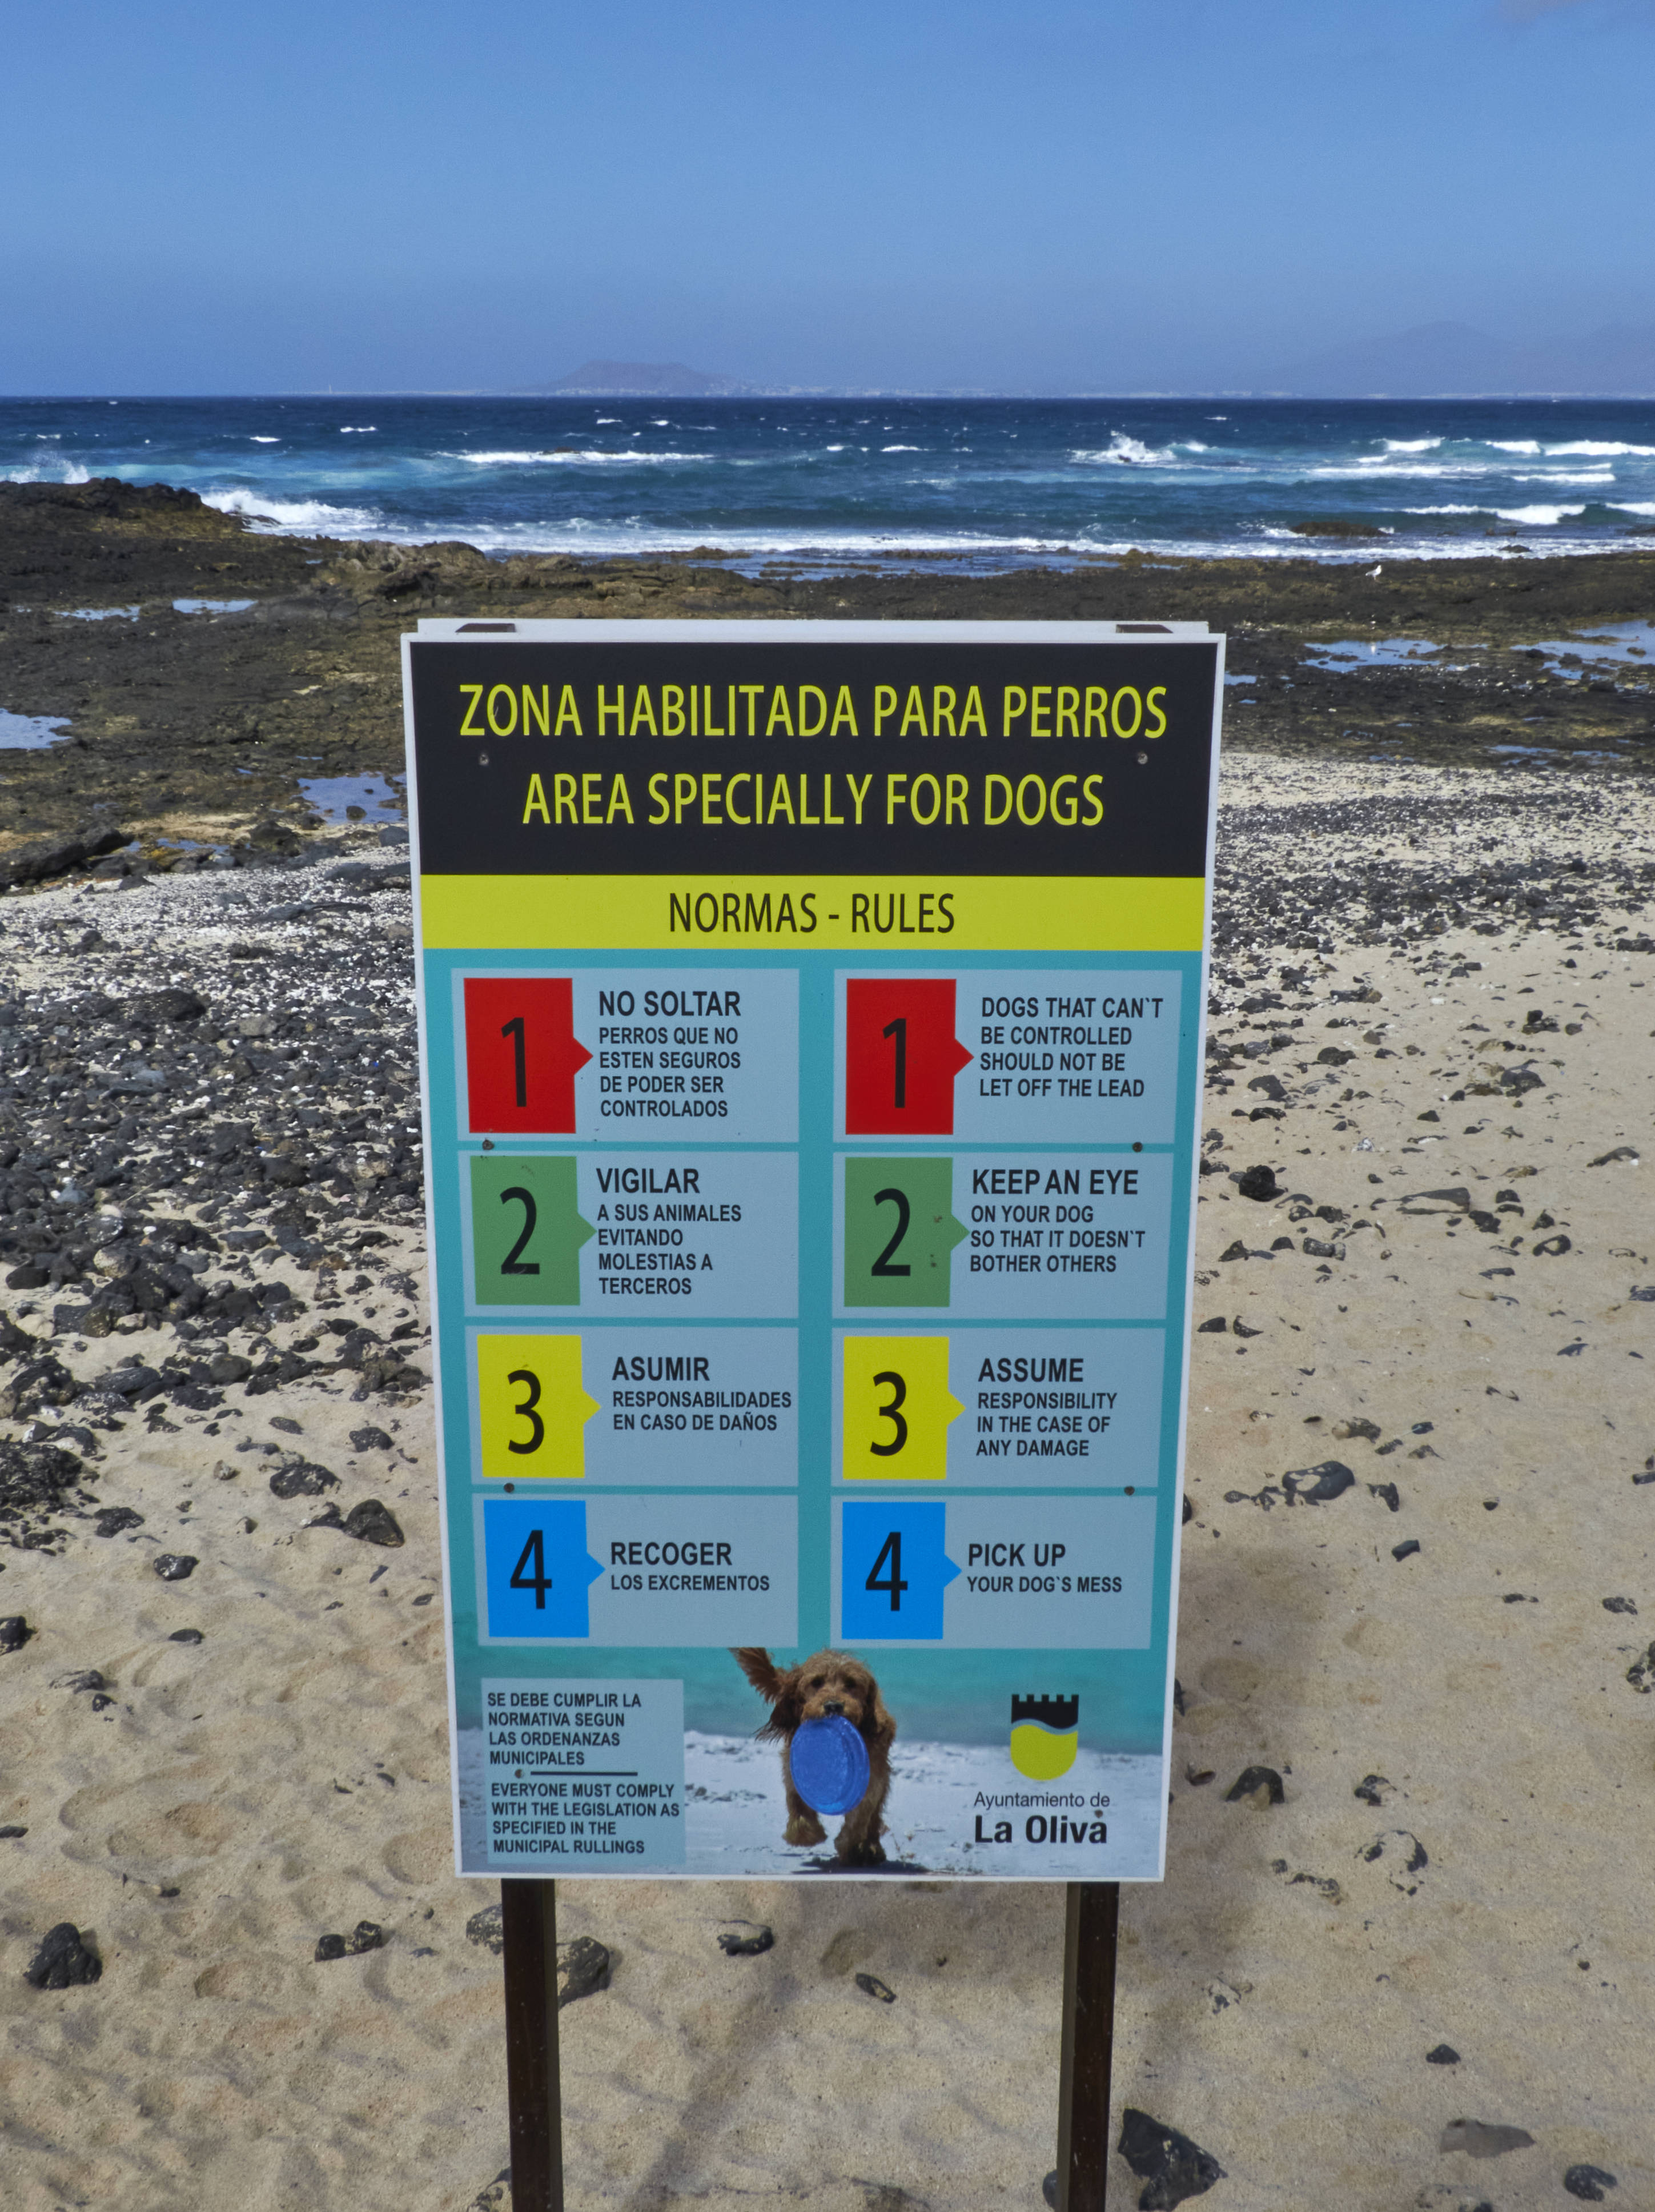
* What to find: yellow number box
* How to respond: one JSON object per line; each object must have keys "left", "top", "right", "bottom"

{"left": 476, "top": 1334, "right": 598, "bottom": 1481}
{"left": 841, "top": 1336, "right": 962, "bottom": 1480}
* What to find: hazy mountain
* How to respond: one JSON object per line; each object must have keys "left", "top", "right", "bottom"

{"left": 541, "top": 359, "right": 747, "bottom": 396}
{"left": 1272, "top": 318, "right": 1655, "bottom": 396}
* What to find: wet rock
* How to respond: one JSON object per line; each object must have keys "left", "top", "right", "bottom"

{"left": 24, "top": 1921, "right": 102, "bottom": 1988}
{"left": 1224, "top": 1765, "right": 1285, "bottom": 1806}
{"left": 268, "top": 1457, "right": 339, "bottom": 1499}
{"left": 152, "top": 1553, "right": 198, "bottom": 1581}
{"left": 1283, "top": 1459, "right": 1355, "bottom": 1504}
{"left": 854, "top": 1971, "right": 897, "bottom": 2003}
{"left": 0, "top": 1615, "right": 33, "bottom": 1652}
{"left": 559, "top": 1935, "right": 610, "bottom": 2007}
{"left": 464, "top": 1903, "right": 504, "bottom": 1956}
{"left": 716, "top": 1923, "right": 774, "bottom": 1956}
{"left": 1116, "top": 2107, "right": 1226, "bottom": 2209}
{"left": 342, "top": 1498, "right": 404, "bottom": 1547}
{"left": 314, "top": 1932, "right": 348, "bottom": 1961}
{"left": 1564, "top": 2165, "right": 1619, "bottom": 2201}
{"left": 93, "top": 1506, "right": 144, "bottom": 1537}
{"left": 1427, "top": 2044, "right": 1461, "bottom": 2065}
{"left": 1439, "top": 2118, "right": 1535, "bottom": 2159}
{"left": 1237, "top": 1165, "right": 1279, "bottom": 1201}
{"left": 350, "top": 1424, "right": 393, "bottom": 1451}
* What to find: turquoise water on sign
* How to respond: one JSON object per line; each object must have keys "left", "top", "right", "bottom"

{"left": 7, "top": 395, "right": 1655, "bottom": 571}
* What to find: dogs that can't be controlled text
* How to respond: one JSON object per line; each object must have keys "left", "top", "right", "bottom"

{"left": 733, "top": 1647, "right": 896, "bottom": 1866}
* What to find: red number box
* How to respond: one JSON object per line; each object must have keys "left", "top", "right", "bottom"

{"left": 464, "top": 977, "right": 592, "bottom": 1134}
{"left": 844, "top": 978, "right": 973, "bottom": 1135}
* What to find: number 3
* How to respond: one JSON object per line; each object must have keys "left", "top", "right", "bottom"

{"left": 869, "top": 1370, "right": 907, "bottom": 1457}
{"left": 507, "top": 1367, "right": 544, "bottom": 1455}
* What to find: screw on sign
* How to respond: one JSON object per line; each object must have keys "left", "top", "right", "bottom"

{"left": 465, "top": 977, "right": 592, "bottom": 1133}
{"left": 845, "top": 978, "right": 973, "bottom": 1135}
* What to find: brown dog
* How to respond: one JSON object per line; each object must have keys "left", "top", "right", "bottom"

{"left": 733, "top": 1647, "right": 896, "bottom": 1866}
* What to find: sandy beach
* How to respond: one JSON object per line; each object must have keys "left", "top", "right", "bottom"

{"left": 2, "top": 489, "right": 1653, "bottom": 2210}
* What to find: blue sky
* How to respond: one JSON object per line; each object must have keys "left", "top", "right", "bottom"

{"left": 3, "top": 0, "right": 1649, "bottom": 392}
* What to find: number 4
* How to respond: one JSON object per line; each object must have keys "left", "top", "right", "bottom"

{"left": 865, "top": 1528, "right": 907, "bottom": 1611}
{"left": 509, "top": 1527, "right": 553, "bottom": 1609}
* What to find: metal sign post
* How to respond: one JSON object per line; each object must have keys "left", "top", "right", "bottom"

{"left": 500, "top": 1880, "right": 563, "bottom": 2212}
{"left": 1057, "top": 1881, "right": 1122, "bottom": 2212}
{"left": 401, "top": 618, "right": 1222, "bottom": 2206}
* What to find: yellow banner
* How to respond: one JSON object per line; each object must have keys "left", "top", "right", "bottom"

{"left": 419, "top": 874, "right": 1206, "bottom": 953}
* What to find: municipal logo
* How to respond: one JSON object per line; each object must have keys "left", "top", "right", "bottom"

{"left": 1009, "top": 1692, "right": 1078, "bottom": 1780}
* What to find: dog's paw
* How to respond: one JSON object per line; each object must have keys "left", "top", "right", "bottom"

{"left": 785, "top": 1813, "right": 828, "bottom": 1846}
{"left": 837, "top": 1834, "right": 887, "bottom": 1867}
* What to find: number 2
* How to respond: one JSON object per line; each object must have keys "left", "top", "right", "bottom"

{"left": 871, "top": 1186, "right": 911, "bottom": 1276}
{"left": 499, "top": 1185, "right": 540, "bottom": 1275}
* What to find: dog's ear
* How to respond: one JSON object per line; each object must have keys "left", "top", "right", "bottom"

{"left": 769, "top": 1662, "right": 805, "bottom": 1732}
{"left": 863, "top": 1673, "right": 897, "bottom": 1750}
{"left": 733, "top": 1647, "right": 784, "bottom": 1703}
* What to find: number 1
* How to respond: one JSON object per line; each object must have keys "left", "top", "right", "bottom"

{"left": 882, "top": 1015, "right": 907, "bottom": 1110}
{"left": 501, "top": 1014, "right": 527, "bottom": 1110}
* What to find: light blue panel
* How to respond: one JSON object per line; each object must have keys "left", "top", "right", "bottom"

{"left": 574, "top": 966, "right": 799, "bottom": 1140}
{"left": 482, "top": 1676, "right": 685, "bottom": 1869}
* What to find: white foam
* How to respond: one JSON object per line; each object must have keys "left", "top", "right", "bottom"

{"left": 1495, "top": 504, "right": 1585, "bottom": 525}
{"left": 881, "top": 443, "right": 921, "bottom": 452}
{"left": 1544, "top": 440, "right": 1655, "bottom": 457}
{"left": 339, "top": 425, "right": 377, "bottom": 433}
{"left": 1382, "top": 437, "right": 1443, "bottom": 452}
{"left": 1069, "top": 435, "right": 1178, "bottom": 467}
{"left": 3, "top": 460, "right": 91, "bottom": 485}
{"left": 595, "top": 417, "right": 619, "bottom": 424}
{"left": 1611, "top": 501, "right": 1655, "bottom": 516}
{"left": 1488, "top": 439, "right": 1540, "bottom": 454}
{"left": 251, "top": 436, "right": 280, "bottom": 444}
{"left": 202, "top": 487, "right": 381, "bottom": 533}
{"left": 442, "top": 448, "right": 708, "bottom": 467}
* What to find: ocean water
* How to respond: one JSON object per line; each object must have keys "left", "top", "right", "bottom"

{"left": 5, "top": 395, "right": 1655, "bottom": 572}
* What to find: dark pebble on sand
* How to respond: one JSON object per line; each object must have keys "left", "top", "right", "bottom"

{"left": 0, "top": 1615, "right": 33, "bottom": 1652}
{"left": 152, "top": 1553, "right": 197, "bottom": 1580}
{"left": 1224, "top": 1765, "right": 1285, "bottom": 1805}
{"left": 350, "top": 1425, "right": 393, "bottom": 1451}
{"left": 854, "top": 1971, "right": 897, "bottom": 2003}
{"left": 1196, "top": 1316, "right": 1227, "bottom": 1333}
{"left": 1439, "top": 2118, "right": 1535, "bottom": 2158}
{"left": 1602, "top": 1596, "right": 1637, "bottom": 1615}
{"left": 1237, "top": 1165, "right": 1279, "bottom": 1201}
{"left": 269, "top": 1458, "right": 339, "bottom": 1499}
{"left": 314, "top": 1932, "right": 348, "bottom": 1961}
{"left": 559, "top": 1936, "right": 611, "bottom": 2008}
{"left": 1393, "top": 1539, "right": 1422, "bottom": 1561}
{"left": 51, "top": 1667, "right": 106, "bottom": 1693}
{"left": 168, "top": 1628, "right": 204, "bottom": 1644}
{"left": 1368, "top": 1482, "right": 1400, "bottom": 1512}
{"left": 0, "top": 1824, "right": 26, "bottom": 1838}
{"left": 314, "top": 1921, "right": 384, "bottom": 1962}
{"left": 25, "top": 1922, "right": 102, "bottom": 1989}
{"left": 93, "top": 1506, "right": 144, "bottom": 1537}
{"left": 1427, "top": 2044, "right": 1461, "bottom": 2065}
{"left": 1283, "top": 1460, "right": 1355, "bottom": 1504}
{"left": 1564, "top": 2165, "right": 1619, "bottom": 2201}
{"left": 464, "top": 1904, "right": 504, "bottom": 1955}
{"left": 717, "top": 1924, "right": 774, "bottom": 1956}
{"left": 342, "top": 1498, "right": 404, "bottom": 1546}
{"left": 1353, "top": 1775, "right": 1392, "bottom": 1805}
{"left": 1116, "top": 2107, "right": 1226, "bottom": 2209}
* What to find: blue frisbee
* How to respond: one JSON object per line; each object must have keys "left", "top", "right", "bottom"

{"left": 790, "top": 1715, "right": 871, "bottom": 1817}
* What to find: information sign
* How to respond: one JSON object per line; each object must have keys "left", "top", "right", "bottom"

{"left": 403, "top": 620, "right": 1222, "bottom": 1881}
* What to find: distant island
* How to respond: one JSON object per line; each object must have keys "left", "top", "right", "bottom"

{"left": 539, "top": 359, "right": 748, "bottom": 397}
